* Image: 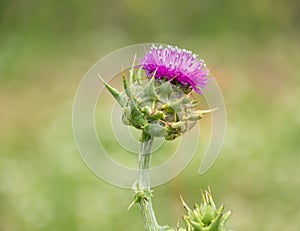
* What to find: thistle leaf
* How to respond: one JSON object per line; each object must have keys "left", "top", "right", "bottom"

{"left": 200, "top": 108, "right": 218, "bottom": 114}
{"left": 127, "top": 191, "right": 144, "bottom": 210}
{"left": 219, "top": 211, "right": 232, "bottom": 229}
{"left": 185, "top": 112, "right": 204, "bottom": 121}
{"left": 136, "top": 67, "right": 143, "bottom": 84}
{"left": 129, "top": 54, "right": 137, "bottom": 84}
{"left": 207, "top": 211, "right": 222, "bottom": 231}
{"left": 98, "top": 73, "right": 126, "bottom": 107}
{"left": 158, "top": 80, "right": 173, "bottom": 98}
{"left": 122, "top": 67, "right": 131, "bottom": 98}
{"left": 168, "top": 96, "right": 191, "bottom": 112}
{"left": 144, "top": 76, "right": 159, "bottom": 99}
{"left": 129, "top": 101, "right": 147, "bottom": 128}
{"left": 144, "top": 123, "right": 167, "bottom": 137}
{"left": 180, "top": 195, "right": 193, "bottom": 215}
{"left": 122, "top": 113, "right": 131, "bottom": 125}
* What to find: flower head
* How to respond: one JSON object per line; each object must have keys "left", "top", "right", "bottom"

{"left": 142, "top": 45, "right": 209, "bottom": 94}
{"left": 101, "top": 45, "right": 214, "bottom": 141}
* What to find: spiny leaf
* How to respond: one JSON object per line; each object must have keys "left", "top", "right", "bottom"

{"left": 158, "top": 80, "right": 173, "bottom": 98}
{"left": 185, "top": 111, "right": 204, "bottom": 121}
{"left": 168, "top": 96, "right": 191, "bottom": 112}
{"left": 129, "top": 53, "right": 137, "bottom": 84}
{"left": 200, "top": 108, "right": 218, "bottom": 114}
{"left": 219, "top": 211, "right": 232, "bottom": 229}
{"left": 207, "top": 213, "right": 222, "bottom": 231}
{"left": 122, "top": 67, "right": 131, "bottom": 97}
{"left": 190, "top": 220, "right": 205, "bottom": 231}
{"left": 127, "top": 191, "right": 144, "bottom": 210}
{"left": 136, "top": 66, "right": 143, "bottom": 84}
{"left": 144, "top": 76, "right": 159, "bottom": 99}
{"left": 98, "top": 73, "right": 126, "bottom": 107}
{"left": 180, "top": 195, "right": 192, "bottom": 214}
{"left": 144, "top": 123, "right": 167, "bottom": 137}
{"left": 122, "top": 113, "right": 131, "bottom": 125}
{"left": 129, "top": 101, "right": 147, "bottom": 128}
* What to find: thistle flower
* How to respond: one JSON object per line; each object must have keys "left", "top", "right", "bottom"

{"left": 101, "top": 45, "right": 213, "bottom": 141}
{"left": 142, "top": 45, "right": 209, "bottom": 94}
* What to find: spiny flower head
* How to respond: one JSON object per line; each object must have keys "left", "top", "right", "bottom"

{"left": 101, "top": 45, "right": 214, "bottom": 141}
{"left": 142, "top": 45, "right": 209, "bottom": 94}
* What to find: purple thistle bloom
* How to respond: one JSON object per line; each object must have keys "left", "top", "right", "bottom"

{"left": 141, "top": 45, "right": 209, "bottom": 94}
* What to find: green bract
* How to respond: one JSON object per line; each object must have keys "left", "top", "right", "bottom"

{"left": 101, "top": 64, "right": 212, "bottom": 141}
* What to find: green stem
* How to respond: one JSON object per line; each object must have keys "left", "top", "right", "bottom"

{"left": 137, "top": 132, "right": 159, "bottom": 231}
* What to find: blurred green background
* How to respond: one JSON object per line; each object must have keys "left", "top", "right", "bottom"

{"left": 1, "top": 0, "right": 300, "bottom": 230}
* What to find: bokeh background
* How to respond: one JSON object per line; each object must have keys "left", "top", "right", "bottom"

{"left": 1, "top": 0, "right": 300, "bottom": 230}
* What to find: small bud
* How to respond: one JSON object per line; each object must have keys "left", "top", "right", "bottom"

{"left": 129, "top": 102, "right": 147, "bottom": 128}
{"left": 150, "top": 110, "right": 164, "bottom": 120}
{"left": 141, "top": 106, "right": 151, "bottom": 118}
{"left": 181, "top": 189, "right": 232, "bottom": 231}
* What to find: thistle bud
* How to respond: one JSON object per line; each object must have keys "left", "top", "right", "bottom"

{"left": 181, "top": 189, "right": 232, "bottom": 231}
